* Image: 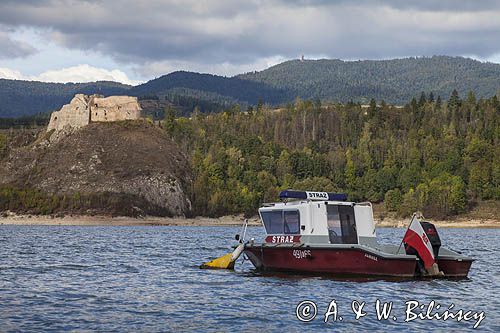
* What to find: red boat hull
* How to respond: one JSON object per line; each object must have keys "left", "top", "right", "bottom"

{"left": 244, "top": 246, "right": 417, "bottom": 278}
{"left": 436, "top": 257, "right": 474, "bottom": 278}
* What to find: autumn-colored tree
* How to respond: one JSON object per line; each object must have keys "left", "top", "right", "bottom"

{"left": 160, "top": 92, "right": 498, "bottom": 218}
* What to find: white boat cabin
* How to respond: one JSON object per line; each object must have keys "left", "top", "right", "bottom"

{"left": 259, "top": 190, "right": 377, "bottom": 246}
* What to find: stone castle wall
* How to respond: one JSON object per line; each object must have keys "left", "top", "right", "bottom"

{"left": 91, "top": 96, "right": 142, "bottom": 123}
{"left": 47, "top": 94, "right": 142, "bottom": 131}
{"left": 47, "top": 94, "right": 90, "bottom": 131}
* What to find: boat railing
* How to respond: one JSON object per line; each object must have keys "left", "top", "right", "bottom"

{"left": 240, "top": 219, "right": 249, "bottom": 243}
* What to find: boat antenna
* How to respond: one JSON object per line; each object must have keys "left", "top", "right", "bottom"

{"left": 235, "top": 219, "right": 249, "bottom": 243}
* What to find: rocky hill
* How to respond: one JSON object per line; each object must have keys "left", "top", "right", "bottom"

{"left": 0, "top": 121, "right": 192, "bottom": 217}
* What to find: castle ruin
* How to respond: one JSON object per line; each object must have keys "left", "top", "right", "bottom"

{"left": 47, "top": 94, "right": 142, "bottom": 131}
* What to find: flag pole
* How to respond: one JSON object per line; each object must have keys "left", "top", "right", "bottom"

{"left": 397, "top": 213, "right": 417, "bottom": 254}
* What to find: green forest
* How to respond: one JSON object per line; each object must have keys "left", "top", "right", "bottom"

{"left": 0, "top": 112, "right": 50, "bottom": 129}
{"left": 0, "top": 79, "right": 129, "bottom": 117}
{"left": 3, "top": 56, "right": 500, "bottom": 119}
{"left": 166, "top": 91, "right": 500, "bottom": 219}
{"left": 240, "top": 56, "right": 500, "bottom": 104}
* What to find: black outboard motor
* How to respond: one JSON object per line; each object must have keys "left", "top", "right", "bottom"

{"left": 419, "top": 221, "right": 441, "bottom": 257}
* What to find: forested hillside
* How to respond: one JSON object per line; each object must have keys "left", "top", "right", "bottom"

{"left": 239, "top": 56, "right": 500, "bottom": 104}
{"left": 129, "top": 71, "right": 288, "bottom": 104}
{"left": 2, "top": 56, "right": 500, "bottom": 118}
{"left": 0, "top": 79, "right": 130, "bottom": 117}
{"left": 132, "top": 56, "right": 500, "bottom": 107}
{"left": 167, "top": 91, "right": 499, "bottom": 219}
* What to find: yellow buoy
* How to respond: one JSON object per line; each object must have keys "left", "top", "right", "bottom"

{"left": 201, "top": 244, "right": 244, "bottom": 270}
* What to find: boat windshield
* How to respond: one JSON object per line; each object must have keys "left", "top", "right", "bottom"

{"left": 261, "top": 210, "right": 300, "bottom": 234}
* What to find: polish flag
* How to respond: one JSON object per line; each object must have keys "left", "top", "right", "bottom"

{"left": 403, "top": 215, "right": 435, "bottom": 269}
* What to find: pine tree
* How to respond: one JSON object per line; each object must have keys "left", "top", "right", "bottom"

{"left": 368, "top": 98, "right": 377, "bottom": 118}
{"left": 428, "top": 92, "right": 435, "bottom": 103}
{"left": 257, "top": 98, "right": 264, "bottom": 113}
{"left": 418, "top": 91, "right": 427, "bottom": 107}
{"left": 436, "top": 95, "right": 442, "bottom": 109}
{"left": 164, "top": 106, "right": 176, "bottom": 134}
{"left": 448, "top": 89, "right": 461, "bottom": 111}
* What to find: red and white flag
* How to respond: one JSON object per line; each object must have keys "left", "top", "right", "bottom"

{"left": 403, "top": 215, "right": 435, "bottom": 269}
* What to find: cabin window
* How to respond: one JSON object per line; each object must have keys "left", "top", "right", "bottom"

{"left": 327, "top": 205, "right": 342, "bottom": 242}
{"left": 261, "top": 210, "right": 300, "bottom": 234}
{"left": 284, "top": 210, "right": 300, "bottom": 234}
{"left": 327, "top": 205, "right": 358, "bottom": 244}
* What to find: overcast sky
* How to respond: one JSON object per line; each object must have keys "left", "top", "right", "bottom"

{"left": 1, "top": 0, "right": 500, "bottom": 84}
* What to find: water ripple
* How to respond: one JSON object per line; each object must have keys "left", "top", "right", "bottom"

{"left": 0, "top": 225, "right": 498, "bottom": 332}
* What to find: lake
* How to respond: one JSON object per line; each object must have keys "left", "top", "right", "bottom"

{"left": 0, "top": 225, "right": 498, "bottom": 332}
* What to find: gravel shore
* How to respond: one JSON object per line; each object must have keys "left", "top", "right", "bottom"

{"left": 1, "top": 214, "right": 498, "bottom": 228}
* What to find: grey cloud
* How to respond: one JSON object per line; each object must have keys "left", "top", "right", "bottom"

{"left": 375, "top": 0, "right": 500, "bottom": 12}
{"left": 284, "top": 0, "right": 500, "bottom": 12}
{"left": 0, "top": 0, "right": 500, "bottom": 75}
{"left": 0, "top": 31, "right": 36, "bottom": 59}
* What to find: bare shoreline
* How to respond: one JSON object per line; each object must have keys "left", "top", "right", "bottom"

{"left": 376, "top": 217, "right": 500, "bottom": 229}
{"left": 0, "top": 214, "right": 261, "bottom": 227}
{"left": 0, "top": 214, "right": 498, "bottom": 228}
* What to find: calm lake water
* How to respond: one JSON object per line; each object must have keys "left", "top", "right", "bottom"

{"left": 0, "top": 225, "right": 498, "bottom": 332}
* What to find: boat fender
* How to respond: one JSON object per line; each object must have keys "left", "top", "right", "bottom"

{"left": 200, "top": 243, "right": 245, "bottom": 270}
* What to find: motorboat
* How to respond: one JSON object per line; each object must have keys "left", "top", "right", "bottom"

{"left": 235, "top": 190, "right": 473, "bottom": 278}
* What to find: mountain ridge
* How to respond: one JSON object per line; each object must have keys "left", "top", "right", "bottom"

{"left": 1, "top": 55, "right": 500, "bottom": 118}
{"left": 0, "top": 79, "right": 130, "bottom": 117}
{"left": 128, "top": 70, "right": 289, "bottom": 104}
{"left": 238, "top": 55, "right": 500, "bottom": 103}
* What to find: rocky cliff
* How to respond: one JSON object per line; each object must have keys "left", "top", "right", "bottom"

{"left": 0, "top": 120, "right": 192, "bottom": 217}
